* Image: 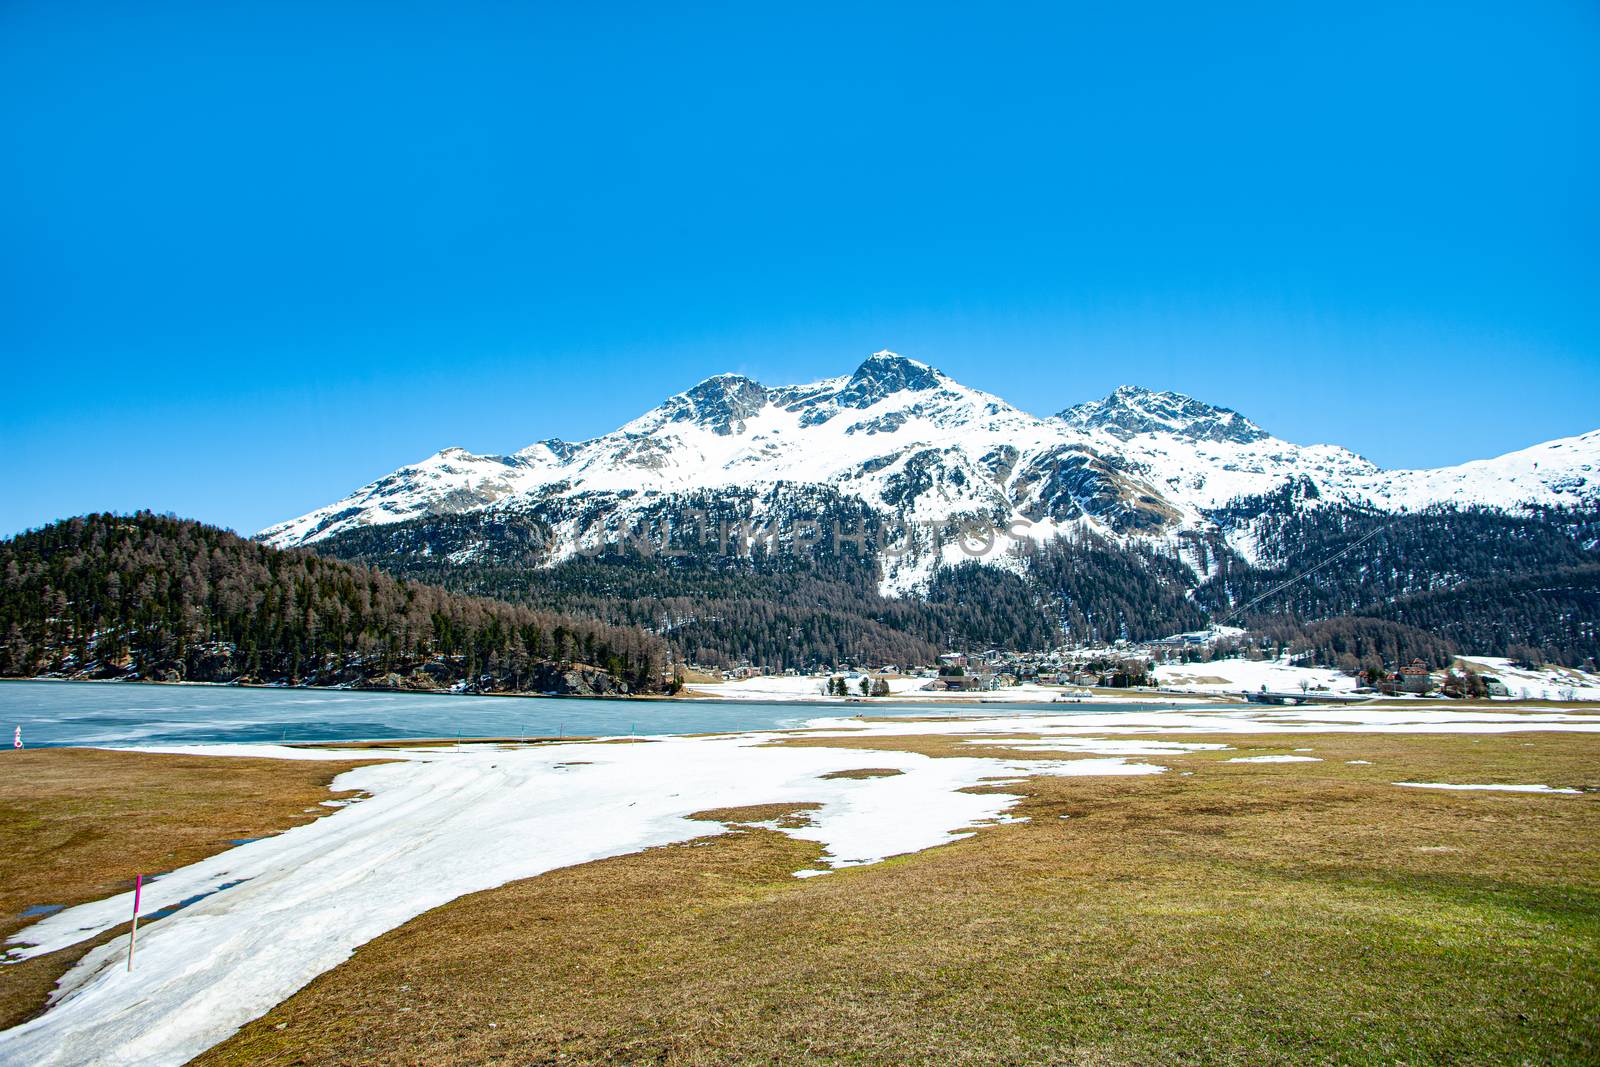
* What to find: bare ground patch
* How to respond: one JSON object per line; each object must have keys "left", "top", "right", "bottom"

{"left": 688, "top": 803, "right": 821, "bottom": 828}
{"left": 817, "top": 768, "right": 904, "bottom": 780}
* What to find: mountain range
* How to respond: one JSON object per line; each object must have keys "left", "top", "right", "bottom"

{"left": 258, "top": 352, "right": 1600, "bottom": 667}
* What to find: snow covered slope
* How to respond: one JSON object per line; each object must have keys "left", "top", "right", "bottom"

{"left": 1371, "top": 429, "right": 1600, "bottom": 511}
{"left": 259, "top": 352, "right": 1599, "bottom": 585}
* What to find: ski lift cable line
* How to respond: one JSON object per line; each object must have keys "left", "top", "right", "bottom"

{"left": 1218, "top": 522, "right": 1394, "bottom": 625}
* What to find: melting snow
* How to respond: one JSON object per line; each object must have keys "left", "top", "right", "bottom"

{"left": 1225, "top": 755, "right": 1323, "bottom": 763}
{"left": 1393, "top": 782, "right": 1583, "bottom": 795}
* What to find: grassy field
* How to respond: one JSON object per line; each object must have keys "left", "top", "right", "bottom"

{"left": 161, "top": 729, "right": 1600, "bottom": 1066}
{"left": 0, "top": 748, "right": 376, "bottom": 1032}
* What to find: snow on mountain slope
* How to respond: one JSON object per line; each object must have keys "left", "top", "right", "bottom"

{"left": 259, "top": 447, "right": 563, "bottom": 547}
{"left": 261, "top": 352, "right": 1115, "bottom": 553}
{"left": 1370, "top": 429, "right": 1600, "bottom": 511}
{"left": 259, "top": 352, "right": 1600, "bottom": 586}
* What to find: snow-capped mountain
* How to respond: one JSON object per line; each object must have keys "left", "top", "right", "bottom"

{"left": 260, "top": 352, "right": 1599, "bottom": 591}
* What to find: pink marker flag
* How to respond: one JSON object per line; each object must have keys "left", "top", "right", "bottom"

{"left": 126, "top": 874, "right": 143, "bottom": 971}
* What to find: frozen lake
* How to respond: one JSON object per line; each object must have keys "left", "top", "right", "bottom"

{"left": 0, "top": 680, "right": 1192, "bottom": 747}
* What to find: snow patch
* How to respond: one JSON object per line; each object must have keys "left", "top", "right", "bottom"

{"left": 1225, "top": 754, "right": 1323, "bottom": 763}
{"left": 1392, "top": 782, "right": 1582, "bottom": 795}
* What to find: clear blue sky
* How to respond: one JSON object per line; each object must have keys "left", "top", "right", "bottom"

{"left": 3, "top": 1, "right": 1596, "bottom": 537}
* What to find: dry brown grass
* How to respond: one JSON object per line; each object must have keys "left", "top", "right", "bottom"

{"left": 0, "top": 747, "right": 376, "bottom": 1031}
{"left": 689, "top": 803, "right": 821, "bottom": 828}
{"left": 183, "top": 730, "right": 1600, "bottom": 1066}
{"left": 816, "top": 767, "right": 904, "bottom": 780}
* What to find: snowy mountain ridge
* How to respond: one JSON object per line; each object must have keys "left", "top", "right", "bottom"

{"left": 1058, "top": 384, "right": 1270, "bottom": 444}
{"left": 259, "top": 352, "right": 1600, "bottom": 591}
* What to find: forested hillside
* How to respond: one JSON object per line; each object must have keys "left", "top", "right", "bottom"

{"left": 314, "top": 512, "right": 1220, "bottom": 666}
{"left": 1246, "top": 616, "right": 1461, "bottom": 675}
{"left": 0, "top": 514, "right": 667, "bottom": 693}
{"left": 1361, "top": 565, "right": 1600, "bottom": 668}
{"left": 1193, "top": 501, "right": 1600, "bottom": 664}
{"left": 321, "top": 523, "right": 944, "bottom": 670}
{"left": 313, "top": 499, "right": 1600, "bottom": 669}
{"left": 1196, "top": 499, "right": 1599, "bottom": 621}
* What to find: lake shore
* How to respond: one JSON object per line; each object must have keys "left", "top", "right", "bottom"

{"left": 0, "top": 677, "right": 1247, "bottom": 752}
{"left": 2, "top": 673, "right": 1232, "bottom": 707}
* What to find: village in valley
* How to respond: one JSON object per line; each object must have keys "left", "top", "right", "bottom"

{"left": 684, "top": 628, "right": 1600, "bottom": 705}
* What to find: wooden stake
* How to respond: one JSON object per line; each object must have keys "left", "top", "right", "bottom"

{"left": 126, "top": 874, "right": 143, "bottom": 971}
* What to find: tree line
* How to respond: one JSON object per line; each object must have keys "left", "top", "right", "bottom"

{"left": 0, "top": 513, "right": 667, "bottom": 692}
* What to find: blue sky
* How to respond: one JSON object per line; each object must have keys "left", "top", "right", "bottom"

{"left": 3, "top": 1, "right": 1596, "bottom": 537}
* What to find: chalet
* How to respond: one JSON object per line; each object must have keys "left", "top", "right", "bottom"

{"left": 1390, "top": 660, "right": 1436, "bottom": 695}
{"left": 928, "top": 675, "right": 982, "bottom": 692}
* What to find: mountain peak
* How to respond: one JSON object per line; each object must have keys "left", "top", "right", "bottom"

{"left": 1058, "top": 386, "right": 1269, "bottom": 444}
{"left": 858, "top": 349, "right": 932, "bottom": 373}
{"left": 659, "top": 373, "right": 769, "bottom": 436}
{"left": 835, "top": 350, "right": 945, "bottom": 408}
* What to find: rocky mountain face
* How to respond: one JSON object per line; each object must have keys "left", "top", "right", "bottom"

{"left": 1057, "top": 385, "right": 1270, "bottom": 444}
